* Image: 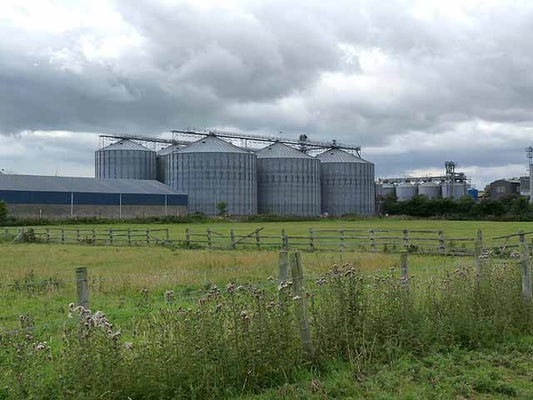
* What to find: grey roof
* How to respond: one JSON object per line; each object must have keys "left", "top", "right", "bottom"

{"left": 256, "top": 142, "right": 312, "bottom": 159}
{"left": 158, "top": 144, "right": 180, "bottom": 156}
{"left": 100, "top": 139, "right": 153, "bottom": 152}
{"left": 316, "top": 148, "right": 371, "bottom": 164}
{"left": 0, "top": 174, "right": 185, "bottom": 195}
{"left": 177, "top": 134, "right": 249, "bottom": 154}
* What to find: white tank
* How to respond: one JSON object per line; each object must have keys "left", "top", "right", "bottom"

{"left": 418, "top": 181, "right": 441, "bottom": 199}
{"left": 442, "top": 181, "right": 467, "bottom": 199}
{"left": 396, "top": 182, "right": 418, "bottom": 201}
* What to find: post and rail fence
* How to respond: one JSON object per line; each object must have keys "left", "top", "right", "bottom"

{"left": 2, "top": 225, "right": 532, "bottom": 261}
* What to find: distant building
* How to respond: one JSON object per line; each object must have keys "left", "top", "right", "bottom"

{"left": 0, "top": 174, "right": 187, "bottom": 220}
{"left": 488, "top": 179, "right": 520, "bottom": 200}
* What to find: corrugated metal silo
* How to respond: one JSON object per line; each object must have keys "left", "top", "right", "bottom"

{"left": 172, "top": 134, "right": 257, "bottom": 215}
{"left": 317, "top": 148, "right": 375, "bottom": 216}
{"left": 256, "top": 142, "right": 320, "bottom": 216}
{"left": 442, "top": 182, "right": 467, "bottom": 199}
{"left": 382, "top": 183, "right": 396, "bottom": 198}
{"left": 418, "top": 181, "right": 441, "bottom": 199}
{"left": 396, "top": 182, "right": 418, "bottom": 201}
{"left": 95, "top": 139, "right": 156, "bottom": 180}
{"left": 156, "top": 144, "right": 179, "bottom": 185}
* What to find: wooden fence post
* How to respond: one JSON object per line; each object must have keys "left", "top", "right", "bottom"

{"left": 400, "top": 251, "right": 409, "bottom": 291}
{"left": 438, "top": 230, "right": 445, "bottom": 254}
{"left": 76, "top": 228, "right": 80, "bottom": 242}
{"left": 75, "top": 266, "right": 89, "bottom": 309}
{"left": 61, "top": 228, "right": 65, "bottom": 244}
{"left": 520, "top": 231, "right": 532, "bottom": 301}
{"left": 279, "top": 250, "right": 289, "bottom": 282}
{"left": 128, "top": 228, "right": 132, "bottom": 245}
{"left": 92, "top": 228, "right": 96, "bottom": 245}
{"left": 165, "top": 228, "right": 170, "bottom": 241}
{"left": 109, "top": 228, "right": 114, "bottom": 245}
{"left": 403, "top": 229, "right": 409, "bottom": 251}
{"left": 289, "top": 251, "right": 314, "bottom": 361}
{"left": 474, "top": 229, "right": 483, "bottom": 280}
{"left": 146, "top": 228, "right": 150, "bottom": 244}
{"left": 281, "top": 229, "right": 288, "bottom": 250}
{"left": 185, "top": 228, "right": 190, "bottom": 248}
{"left": 339, "top": 229, "right": 345, "bottom": 254}
{"left": 207, "top": 228, "right": 212, "bottom": 249}
{"left": 230, "top": 229, "right": 236, "bottom": 250}
{"left": 255, "top": 229, "right": 261, "bottom": 249}
{"left": 370, "top": 229, "right": 376, "bottom": 252}
{"left": 309, "top": 228, "right": 315, "bottom": 252}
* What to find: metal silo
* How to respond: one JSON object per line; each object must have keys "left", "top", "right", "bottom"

{"left": 418, "top": 181, "right": 441, "bottom": 199}
{"left": 95, "top": 139, "right": 156, "bottom": 180}
{"left": 156, "top": 144, "right": 179, "bottom": 185}
{"left": 442, "top": 181, "right": 467, "bottom": 199}
{"left": 256, "top": 142, "right": 320, "bottom": 216}
{"left": 382, "top": 183, "right": 396, "bottom": 198}
{"left": 172, "top": 134, "right": 257, "bottom": 215}
{"left": 396, "top": 182, "right": 418, "bottom": 201}
{"left": 317, "top": 148, "right": 375, "bottom": 216}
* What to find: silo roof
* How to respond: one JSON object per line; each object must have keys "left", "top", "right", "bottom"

{"left": 158, "top": 144, "right": 180, "bottom": 155}
{"left": 100, "top": 139, "right": 152, "bottom": 152}
{"left": 316, "top": 148, "right": 371, "bottom": 163}
{"left": 0, "top": 174, "right": 185, "bottom": 195}
{"left": 177, "top": 135, "right": 249, "bottom": 154}
{"left": 256, "top": 142, "right": 312, "bottom": 159}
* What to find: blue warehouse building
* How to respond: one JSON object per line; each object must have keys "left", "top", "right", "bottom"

{"left": 0, "top": 174, "right": 187, "bottom": 220}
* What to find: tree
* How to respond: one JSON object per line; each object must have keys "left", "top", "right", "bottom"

{"left": 216, "top": 201, "right": 227, "bottom": 216}
{"left": 0, "top": 201, "right": 8, "bottom": 225}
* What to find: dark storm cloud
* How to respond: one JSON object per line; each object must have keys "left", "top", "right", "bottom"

{"left": 1, "top": 0, "right": 533, "bottom": 185}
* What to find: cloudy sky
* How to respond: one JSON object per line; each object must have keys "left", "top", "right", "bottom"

{"left": 1, "top": 0, "right": 533, "bottom": 188}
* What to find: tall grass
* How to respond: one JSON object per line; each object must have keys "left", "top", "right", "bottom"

{"left": 1, "top": 259, "right": 531, "bottom": 399}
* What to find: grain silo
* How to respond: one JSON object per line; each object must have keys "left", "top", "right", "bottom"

{"left": 382, "top": 183, "right": 396, "bottom": 198}
{"left": 95, "top": 139, "right": 156, "bottom": 180}
{"left": 418, "top": 181, "right": 441, "bottom": 199}
{"left": 172, "top": 134, "right": 257, "bottom": 215}
{"left": 396, "top": 182, "right": 418, "bottom": 201}
{"left": 442, "top": 181, "right": 467, "bottom": 199}
{"left": 256, "top": 142, "right": 320, "bottom": 216}
{"left": 317, "top": 148, "right": 375, "bottom": 216}
{"left": 156, "top": 144, "right": 179, "bottom": 186}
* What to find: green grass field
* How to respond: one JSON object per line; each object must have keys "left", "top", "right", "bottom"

{"left": 1, "top": 218, "right": 533, "bottom": 399}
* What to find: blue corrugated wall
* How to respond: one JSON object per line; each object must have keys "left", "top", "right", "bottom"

{"left": 0, "top": 190, "right": 187, "bottom": 206}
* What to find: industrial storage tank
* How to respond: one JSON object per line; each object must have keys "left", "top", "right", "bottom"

{"left": 256, "top": 142, "right": 320, "bottom": 216}
{"left": 382, "top": 183, "right": 396, "bottom": 198}
{"left": 156, "top": 144, "right": 179, "bottom": 185}
{"left": 95, "top": 139, "right": 156, "bottom": 180}
{"left": 172, "top": 134, "right": 257, "bottom": 215}
{"left": 317, "top": 148, "right": 375, "bottom": 216}
{"left": 418, "top": 181, "right": 441, "bottom": 199}
{"left": 396, "top": 182, "right": 418, "bottom": 201}
{"left": 375, "top": 183, "right": 396, "bottom": 198}
{"left": 442, "top": 181, "right": 467, "bottom": 199}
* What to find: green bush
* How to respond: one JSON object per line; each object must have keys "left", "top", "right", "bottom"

{"left": 0, "top": 200, "right": 8, "bottom": 225}
{"left": 384, "top": 194, "right": 533, "bottom": 220}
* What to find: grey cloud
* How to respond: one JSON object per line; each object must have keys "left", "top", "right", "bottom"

{"left": 1, "top": 0, "right": 533, "bottom": 187}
